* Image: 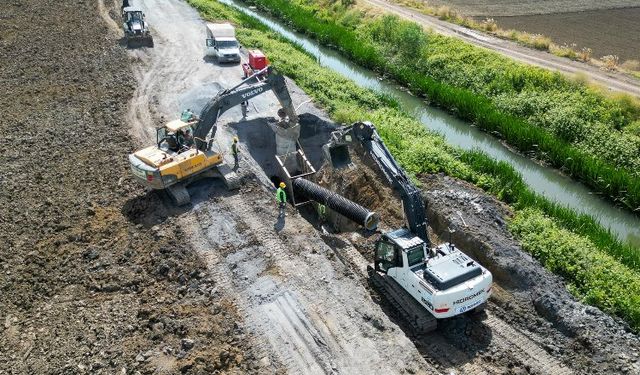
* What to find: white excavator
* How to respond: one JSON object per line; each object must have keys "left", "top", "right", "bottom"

{"left": 325, "top": 121, "right": 493, "bottom": 333}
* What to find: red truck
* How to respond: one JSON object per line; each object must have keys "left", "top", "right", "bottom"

{"left": 242, "top": 49, "right": 270, "bottom": 79}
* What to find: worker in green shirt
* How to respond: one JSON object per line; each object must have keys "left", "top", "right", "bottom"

{"left": 317, "top": 203, "right": 326, "bottom": 223}
{"left": 231, "top": 137, "right": 239, "bottom": 170}
{"left": 276, "top": 182, "right": 287, "bottom": 216}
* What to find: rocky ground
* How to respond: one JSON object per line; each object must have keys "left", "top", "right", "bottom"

{"left": 0, "top": 0, "right": 254, "bottom": 373}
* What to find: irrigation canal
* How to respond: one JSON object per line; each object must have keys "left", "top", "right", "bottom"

{"left": 221, "top": 0, "right": 640, "bottom": 248}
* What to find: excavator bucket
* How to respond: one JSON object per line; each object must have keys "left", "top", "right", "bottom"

{"left": 325, "top": 143, "right": 351, "bottom": 169}
{"left": 323, "top": 126, "right": 357, "bottom": 169}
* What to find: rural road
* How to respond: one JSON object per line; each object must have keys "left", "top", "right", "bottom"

{"left": 364, "top": 0, "right": 640, "bottom": 98}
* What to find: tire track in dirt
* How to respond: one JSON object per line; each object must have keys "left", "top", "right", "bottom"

{"left": 175, "top": 179, "right": 437, "bottom": 374}
{"left": 178, "top": 209, "right": 282, "bottom": 374}
{"left": 483, "top": 314, "right": 572, "bottom": 374}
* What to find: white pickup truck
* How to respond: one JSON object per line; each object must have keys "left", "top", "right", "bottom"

{"left": 205, "top": 23, "right": 241, "bottom": 63}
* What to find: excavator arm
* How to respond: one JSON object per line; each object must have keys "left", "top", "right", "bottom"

{"left": 193, "top": 66, "right": 297, "bottom": 151}
{"left": 329, "top": 122, "right": 430, "bottom": 246}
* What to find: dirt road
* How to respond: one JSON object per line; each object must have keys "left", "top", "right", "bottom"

{"left": 126, "top": 0, "right": 640, "bottom": 373}
{"left": 363, "top": 0, "right": 640, "bottom": 98}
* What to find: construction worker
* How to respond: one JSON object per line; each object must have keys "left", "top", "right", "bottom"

{"left": 183, "top": 129, "right": 194, "bottom": 146}
{"left": 276, "top": 182, "right": 287, "bottom": 216}
{"left": 231, "top": 137, "right": 240, "bottom": 169}
{"left": 241, "top": 101, "right": 248, "bottom": 118}
{"left": 317, "top": 203, "right": 326, "bottom": 223}
{"left": 121, "top": 0, "right": 130, "bottom": 10}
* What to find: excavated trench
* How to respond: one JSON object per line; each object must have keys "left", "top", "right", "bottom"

{"left": 226, "top": 106, "right": 640, "bottom": 373}
{"left": 230, "top": 112, "right": 336, "bottom": 177}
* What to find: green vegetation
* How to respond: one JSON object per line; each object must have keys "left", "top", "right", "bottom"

{"left": 384, "top": 1, "right": 640, "bottom": 79}
{"left": 512, "top": 209, "right": 640, "bottom": 330}
{"left": 242, "top": 0, "right": 640, "bottom": 213}
{"left": 189, "top": 0, "right": 640, "bottom": 330}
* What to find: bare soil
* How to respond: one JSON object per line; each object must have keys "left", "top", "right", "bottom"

{"left": 490, "top": 7, "right": 640, "bottom": 60}
{"left": 413, "top": 0, "right": 640, "bottom": 17}
{"left": 2, "top": 0, "right": 640, "bottom": 374}
{"left": 0, "top": 0, "right": 254, "bottom": 373}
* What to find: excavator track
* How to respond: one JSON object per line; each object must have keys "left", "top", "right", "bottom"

{"left": 367, "top": 266, "right": 437, "bottom": 335}
{"left": 167, "top": 183, "right": 191, "bottom": 206}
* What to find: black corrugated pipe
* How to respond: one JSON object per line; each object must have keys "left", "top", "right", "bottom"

{"left": 292, "top": 178, "right": 379, "bottom": 230}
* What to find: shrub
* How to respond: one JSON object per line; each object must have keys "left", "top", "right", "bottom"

{"left": 481, "top": 18, "right": 498, "bottom": 32}
{"left": 578, "top": 47, "right": 592, "bottom": 62}
{"left": 436, "top": 6, "right": 456, "bottom": 20}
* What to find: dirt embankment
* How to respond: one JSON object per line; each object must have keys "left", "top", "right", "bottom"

{"left": 0, "top": 1, "right": 253, "bottom": 373}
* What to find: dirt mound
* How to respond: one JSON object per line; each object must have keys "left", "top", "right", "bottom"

{"left": 423, "top": 175, "right": 640, "bottom": 374}
{"left": 316, "top": 144, "right": 405, "bottom": 228}
{"left": 0, "top": 1, "right": 254, "bottom": 373}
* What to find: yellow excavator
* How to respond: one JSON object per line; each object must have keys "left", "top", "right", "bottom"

{"left": 128, "top": 67, "right": 298, "bottom": 205}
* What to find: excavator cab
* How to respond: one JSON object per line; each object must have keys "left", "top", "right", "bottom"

{"left": 374, "top": 228, "right": 426, "bottom": 273}
{"left": 374, "top": 240, "right": 400, "bottom": 273}
{"left": 157, "top": 120, "right": 196, "bottom": 154}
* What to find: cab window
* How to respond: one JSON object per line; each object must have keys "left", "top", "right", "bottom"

{"left": 375, "top": 241, "right": 400, "bottom": 272}
{"left": 406, "top": 245, "right": 424, "bottom": 267}
{"left": 156, "top": 127, "right": 167, "bottom": 145}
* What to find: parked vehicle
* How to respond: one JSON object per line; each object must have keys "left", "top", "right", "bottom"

{"left": 205, "top": 23, "right": 240, "bottom": 63}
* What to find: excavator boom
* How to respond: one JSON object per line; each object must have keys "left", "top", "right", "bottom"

{"left": 193, "top": 66, "right": 297, "bottom": 151}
